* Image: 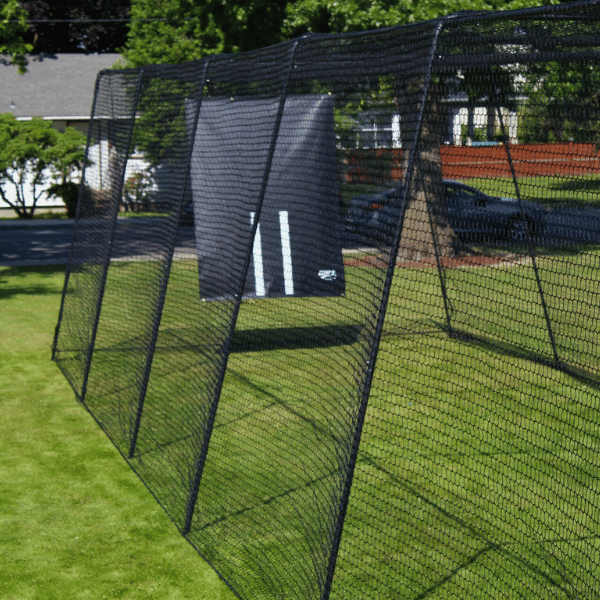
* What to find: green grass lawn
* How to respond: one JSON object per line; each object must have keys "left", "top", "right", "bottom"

{"left": 51, "top": 244, "right": 600, "bottom": 599}
{"left": 0, "top": 210, "right": 69, "bottom": 221}
{"left": 333, "top": 256, "right": 600, "bottom": 598}
{"left": 0, "top": 265, "right": 236, "bottom": 600}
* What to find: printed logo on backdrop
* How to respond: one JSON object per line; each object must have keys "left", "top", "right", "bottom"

{"left": 318, "top": 270, "right": 337, "bottom": 281}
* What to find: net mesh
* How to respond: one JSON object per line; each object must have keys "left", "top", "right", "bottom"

{"left": 53, "top": 3, "right": 600, "bottom": 598}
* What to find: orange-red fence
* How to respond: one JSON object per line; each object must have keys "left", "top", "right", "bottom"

{"left": 344, "top": 143, "right": 600, "bottom": 183}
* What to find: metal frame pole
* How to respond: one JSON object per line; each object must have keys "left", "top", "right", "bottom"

{"left": 492, "top": 80, "right": 560, "bottom": 367}
{"left": 52, "top": 72, "right": 103, "bottom": 365}
{"left": 321, "top": 18, "right": 447, "bottom": 600}
{"left": 418, "top": 157, "right": 453, "bottom": 332}
{"left": 128, "top": 60, "right": 211, "bottom": 459}
{"left": 182, "top": 41, "right": 300, "bottom": 536}
{"left": 79, "top": 69, "right": 145, "bottom": 403}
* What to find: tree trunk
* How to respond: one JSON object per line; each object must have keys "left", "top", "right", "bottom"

{"left": 395, "top": 78, "right": 463, "bottom": 260}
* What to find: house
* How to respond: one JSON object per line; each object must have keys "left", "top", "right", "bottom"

{"left": 1, "top": 53, "right": 121, "bottom": 209}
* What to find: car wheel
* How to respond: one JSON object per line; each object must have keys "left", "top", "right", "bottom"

{"left": 506, "top": 216, "right": 532, "bottom": 243}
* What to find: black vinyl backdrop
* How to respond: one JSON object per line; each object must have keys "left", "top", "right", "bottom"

{"left": 54, "top": 3, "right": 600, "bottom": 598}
{"left": 191, "top": 94, "right": 345, "bottom": 300}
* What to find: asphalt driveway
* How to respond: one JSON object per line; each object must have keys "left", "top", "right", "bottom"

{"left": 2, "top": 208, "right": 600, "bottom": 267}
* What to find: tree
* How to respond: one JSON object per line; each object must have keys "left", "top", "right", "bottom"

{"left": 121, "top": 0, "right": 565, "bottom": 258}
{"left": 19, "top": 1, "right": 130, "bottom": 54}
{"left": 0, "top": 114, "right": 86, "bottom": 218}
{"left": 284, "top": 0, "right": 559, "bottom": 259}
{"left": 119, "top": 0, "right": 293, "bottom": 219}
{"left": 283, "top": 0, "right": 557, "bottom": 38}
{"left": 518, "top": 60, "right": 600, "bottom": 144}
{"left": 121, "top": 0, "right": 289, "bottom": 67}
{"left": 1, "top": 0, "right": 32, "bottom": 73}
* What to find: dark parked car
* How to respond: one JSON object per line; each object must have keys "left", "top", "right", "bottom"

{"left": 346, "top": 179, "right": 548, "bottom": 242}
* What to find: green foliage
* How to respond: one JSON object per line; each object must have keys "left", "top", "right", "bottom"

{"left": 119, "top": 0, "right": 221, "bottom": 67}
{"left": 1, "top": 0, "right": 32, "bottom": 73}
{"left": 460, "top": 123, "right": 487, "bottom": 143}
{"left": 0, "top": 114, "right": 86, "bottom": 218}
{"left": 19, "top": 0, "right": 129, "bottom": 54}
{"left": 122, "top": 170, "right": 154, "bottom": 212}
{"left": 47, "top": 180, "right": 79, "bottom": 218}
{"left": 280, "top": 0, "right": 558, "bottom": 153}
{"left": 518, "top": 60, "right": 600, "bottom": 144}
{"left": 335, "top": 112, "right": 361, "bottom": 148}
{"left": 132, "top": 78, "right": 195, "bottom": 167}
{"left": 121, "top": 0, "right": 562, "bottom": 68}
{"left": 120, "top": 0, "right": 289, "bottom": 67}
{"left": 283, "top": 0, "right": 559, "bottom": 37}
{"left": 331, "top": 76, "right": 397, "bottom": 148}
{"left": 125, "top": 77, "right": 196, "bottom": 215}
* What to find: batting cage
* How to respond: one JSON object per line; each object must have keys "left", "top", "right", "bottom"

{"left": 53, "top": 2, "right": 600, "bottom": 598}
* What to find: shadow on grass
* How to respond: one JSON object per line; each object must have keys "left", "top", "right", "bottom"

{"left": 360, "top": 453, "right": 577, "bottom": 598}
{"left": 474, "top": 241, "right": 600, "bottom": 258}
{"left": 231, "top": 324, "right": 363, "bottom": 353}
{"left": 550, "top": 177, "right": 600, "bottom": 194}
{"left": 90, "top": 324, "right": 365, "bottom": 357}
{"left": 0, "top": 264, "right": 66, "bottom": 300}
{"left": 440, "top": 323, "right": 600, "bottom": 392}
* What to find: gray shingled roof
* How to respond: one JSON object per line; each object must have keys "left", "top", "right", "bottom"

{"left": 1, "top": 53, "right": 121, "bottom": 119}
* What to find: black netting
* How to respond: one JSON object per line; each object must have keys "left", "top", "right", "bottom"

{"left": 53, "top": 2, "right": 600, "bottom": 598}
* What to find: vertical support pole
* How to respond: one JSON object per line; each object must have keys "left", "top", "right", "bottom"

{"left": 128, "top": 60, "right": 211, "bottom": 459}
{"left": 418, "top": 157, "right": 453, "bottom": 332}
{"left": 492, "top": 82, "right": 560, "bottom": 368}
{"left": 79, "top": 69, "right": 145, "bottom": 403}
{"left": 52, "top": 73, "right": 103, "bottom": 363}
{"left": 182, "top": 41, "right": 300, "bottom": 536}
{"left": 321, "top": 18, "right": 446, "bottom": 600}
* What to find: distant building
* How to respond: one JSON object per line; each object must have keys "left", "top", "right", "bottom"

{"left": 1, "top": 53, "right": 121, "bottom": 208}
{"left": 338, "top": 98, "right": 518, "bottom": 151}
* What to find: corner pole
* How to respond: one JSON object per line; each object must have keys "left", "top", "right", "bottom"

{"left": 79, "top": 69, "right": 145, "bottom": 403}
{"left": 182, "top": 41, "right": 300, "bottom": 536}
{"left": 128, "top": 60, "right": 211, "bottom": 459}
{"left": 52, "top": 72, "right": 103, "bottom": 365}
{"left": 321, "top": 18, "right": 447, "bottom": 600}
{"left": 492, "top": 81, "right": 560, "bottom": 368}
